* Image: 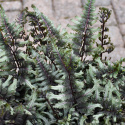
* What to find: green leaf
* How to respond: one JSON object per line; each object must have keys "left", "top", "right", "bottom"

{"left": 8, "top": 78, "right": 17, "bottom": 93}
{"left": 80, "top": 115, "right": 87, "bottom": 125}
{"left": 25, "top": 79, "right": 36, "bottom": 90}
{"left": 2, "top": 75, "right": 13, "bottom": 88}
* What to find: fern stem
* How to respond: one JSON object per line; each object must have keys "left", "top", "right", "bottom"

{"left": 40, "top": 15, "right": 53, "bottom": 37}
{"left": 3, "top": 18, "right": 14, "bottom": 42}
{"left": 68, "top": 55, "right": 77, "bottom": 105}
{"left": 81, "top": 0, "right": 92, "bottom": 61}
{"left": 8, "top": 44, "right": 20, "bottom": 70}
{"left": 1, "top": 31, "right": 20, "bottom": 70}
{"left": 3, "top": 18, "right": 20, "bottom": 69}
{"left": 55, "top": 47, "right": 68, "bottom": 72}
{"left": 36, "top": 57, "right": 50, "bottom": 80}
{"left": 36, "top": 57, "right": 59, "bottom": 119}
{"left": 3, "top": 17, "right": 16, "bottom": 52}
{"left": 100, "top": 14, "right": 105, "bottom": 60}
{"left": 68, "top": 73, "right": 77, "bottom": 105}
{"left": 51, "top": 60, "right": 58, "bottom": 70}
{"left": 41, "top": 89, "right": 59, "bottom": 119}
{"left": 54, "top": 48, "right": 77, "bottom": 105}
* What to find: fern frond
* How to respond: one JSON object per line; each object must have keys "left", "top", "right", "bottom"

{"left": 30, "top": 50, "right": 60, "bottom": 120}
{"left": 0, "top": 31, "right": 16, "bottom": 75}
{"left": 50, "top": 46, "right": 96, "bottom": 114}
{"left": 0, "top": 5, "right": 23, "bottom": 41}
{"left": 69, "top": 0, "right": 98, "bottom": 61}
{"left": 0, "top": 6, "right": 31, "bottom": 82}
{"left": 0, "top": 75, "right": 32, "bottom": 124}
{"left": 95, "top": 7, "right": 114, "bottom": 60}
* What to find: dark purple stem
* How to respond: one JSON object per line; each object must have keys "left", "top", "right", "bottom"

{"left": 100, "top": 14, "right": 105, "bottom": 60}
{"left": 81, "top": 0, "right": 92, "bottom": 61}
{"left": 54, "top": 48, "right": 77, "bottom": 105}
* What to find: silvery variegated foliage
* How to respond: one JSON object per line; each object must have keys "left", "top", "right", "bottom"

{"left": 0, "top": 0, "right": 125, "bottom": 124}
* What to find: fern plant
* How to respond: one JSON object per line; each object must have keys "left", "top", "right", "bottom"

{"left": 0, "top": 0, "right": 125, "bottom": 124}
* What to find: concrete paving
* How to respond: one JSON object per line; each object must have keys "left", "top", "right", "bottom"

{"left": 0, "top": 0, "right": 125, "bottom": 62}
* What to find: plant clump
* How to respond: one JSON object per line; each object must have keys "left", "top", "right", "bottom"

{"left": 0, "top": 0, "right": 125, "bottom": 124}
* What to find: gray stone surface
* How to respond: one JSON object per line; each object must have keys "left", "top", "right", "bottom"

{"left": 0, "top": 0, "right": 20, "bottom": 1}
{"left": 112, "top": 0, "right": 125, "bottom": 24}
{"left": 5, "top": 11, "right": 20, "bottom": 22}
{"left": 107, "top": 26, "right": 124, "bottom": 47}
{"left": 53, "top": 18, "right": 74, "bottom": 33}
{"left": 0, "top": 11, "right": 20, "bottom": 24}
{"left": 82, "top": 0, "right": 111, "bottom": 6}
{"left": 1, "top": 1, "right": 22, "bottom": 11}
{"left": 53, "top": 0, "right": 82, "bottom": 19}
{"left": 23, "top": 0, "right": 53, "bottom": 18}
{"left": 119, "top": 24, "right": 125, "bottom": 36}
{"left": 123, "top": 36, "right": 125, "bottom": 44}
{"left": 103, "top": 47, "right": 125, "bottom": 62}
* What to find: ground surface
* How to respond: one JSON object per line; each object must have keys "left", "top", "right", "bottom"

{"left": 0, "top": 0, "right": 125, "bottom": 62}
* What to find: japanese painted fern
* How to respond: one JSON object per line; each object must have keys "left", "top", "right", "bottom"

{"left": 0, "top": 0, "right": 125, "bottom": 124}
